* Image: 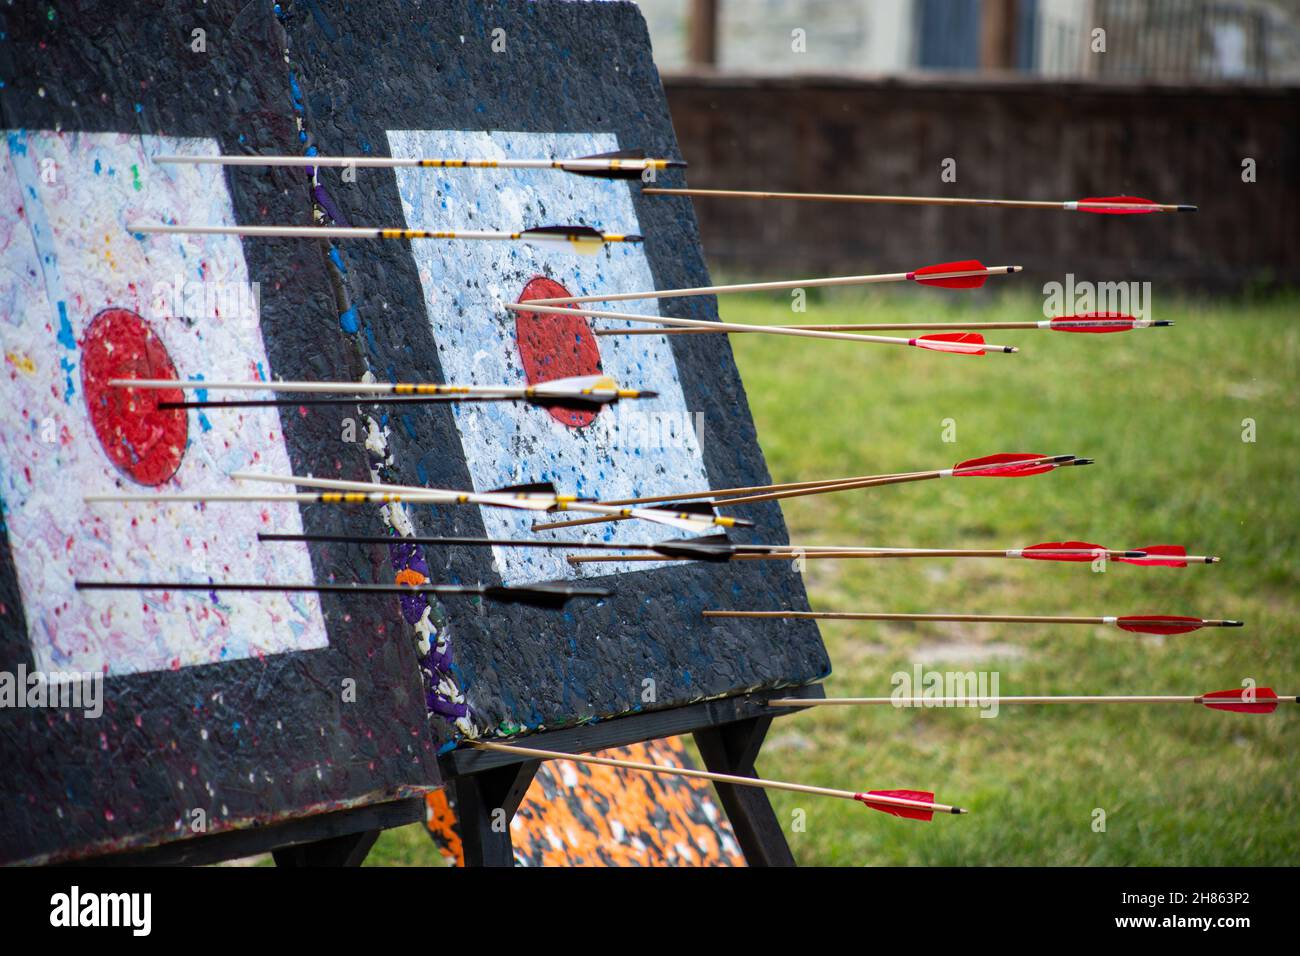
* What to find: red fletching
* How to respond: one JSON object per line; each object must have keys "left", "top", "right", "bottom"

{"left": 1024, "top": 541, "right": 1105, "bottom": 562}
{"left": 1117, "top": 615, "right": 1204, "bottom": 635}
{"left": 1118, "top": 545, "right": 1188, "bottom": 568}
{"left": 1202, "top": 688, "right": 1279, "bottom": 714}
{"left": 908, "top": 259, "right": 988, "bottom": 289}
{"left": 1077, "top": 195, "right": 1158, "bottom": 214}
{"left": 855, "top": 790, "right": 936, "bottom": 821}
{"left": 1049, "top": 311, "right": 1137, "bottom": 333}
{"left": 912, "top": 332, "right": 986, "bottom": 355}
{"left": 954, "top": 452, "right": 1056, "bottom": 478}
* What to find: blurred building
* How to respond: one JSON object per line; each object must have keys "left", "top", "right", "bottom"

{"left": 633, "top": 0, "right": 1300, "bottom": 290}
{"left": 635, "top": 0, "right": 1300, "bottom": 81}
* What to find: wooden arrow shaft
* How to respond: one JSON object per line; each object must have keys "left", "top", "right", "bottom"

{"left": 506, "top": 303, "right": 1013, "bottom": 349}
{"left": 467, "top": 741, "right": 959, "bottom": 813}
{"left": 565, "top": 548, "right": 1140, "bottom": 564}
{"left": 532, "top": 456, "right": 1065, "bottom": 532}
{"left": 707, "top": 611, "right": 1235, "bottom": 628}
{"left": 517, "top": 267, "right": 1018, "bottom": 306}
{"left": 704, "top": 610, "right": 1111, "bottom": 625}
{"left": 532, "top": 472, "right": 937, "bottom": 531}
{"left": 642, "top": 186, "right": 1186, "bottom": 212}
{"left": 597, "top": 320, "right": 1134, "bottom": 336}
{"left": 767, "top": 695, "right": 1263, "bottom": 707}
{"left": 590, "top": 469, "right": 932, "bottom": 507}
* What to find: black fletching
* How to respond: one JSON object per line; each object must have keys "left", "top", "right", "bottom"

{"left": 579, "top": 149, "right": 648, "bottom": 159}
{"left": 526, "top": 395, "right": 607, "bottom": 410}
{"left": 523, "top": 224, "right": 604, "bottom": 239}
{"left": 672, "top": 501, "right": 721, "bottom": 517}
{"left": 565, "top": 166, "right": 647, "bottom": 180}
{"left": 488, "top": 481, "right": 558, "bottom": 496}
{"left": 481, "top": 583, "right": 612, "bottom": 609}
{"left": 562, "top": 148, "right": 686, "bottom": 180}
{"left": 651, "top": 534, "right": 737, "bottom": 562}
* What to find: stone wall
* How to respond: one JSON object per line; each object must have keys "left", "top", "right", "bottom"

{"left": 662, "top": 72, "right": 1299, "bottom": 290}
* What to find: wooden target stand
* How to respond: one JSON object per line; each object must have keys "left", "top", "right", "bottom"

{"left": 440, "top": 684, "right": 825, "bottom": 868}
{"left": 79, "top": 685, "right": 823, "bottom": 867}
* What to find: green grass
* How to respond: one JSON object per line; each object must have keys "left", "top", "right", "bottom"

{"left": 356, "top": 288, "right": 1298, "bottom": 867}
{"left": 364, "top": 823, "right": 449, "bottom": 867}
{"left": 718, "top": 286, "right": 1299, "bottom": 865}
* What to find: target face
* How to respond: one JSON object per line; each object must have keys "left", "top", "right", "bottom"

{"left": 387, "top": 129, "right": 711, "bottom": 586}
{"left": 0, "top": 130, "right": 327, "bottom": 677}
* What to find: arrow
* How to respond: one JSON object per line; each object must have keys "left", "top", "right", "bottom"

{"left": 768, "top": 689, "right": 1294, "bottom": 714}
{"left": 227, "top": 472, "right": 751, "bottom": 534}
{"left": 703, "top": 610, "right": 1243, "bottom": 635}
{"left": 258, "top": 531, "right": 745, "bottom": 563}
{"left": 74, "top": 579, "right": 610, "bottom": 609}
{"left": 565, "top": 542, "right": 1219, "bottom": 565}
{"left": 468, "top": 740, "right": 965, "bottom": 819}
{"left": 1020, "top": 542, "right": 1218, "bottom": 566}
{"left": 110, "top": 373, "right": 656, "bottom": 410}
{"left": 155, "top": 148, "right": 686, "bottom": 180}
{"left": 598, "top": 312, "right": 1172, "bottom": 337}
{"left": 504, "top": 303, "right": 1017, "bottom": 353}
{"left": 86, "top": 490, "right": 486, "bottom": 506}
{"left": 125, "top": 222, "right": 642, "bottom": 249}
{"left": 514, "top": 259, "right": 1020, "bottom": 306}
{"left": 641, "top": 186, "right": 1196, "bottom": 214}
{"left": 266, "top": 532, "right": 1215, "bottom": 568}
{"left": 533, "top": 453, "right": 1087, "bottom": 531}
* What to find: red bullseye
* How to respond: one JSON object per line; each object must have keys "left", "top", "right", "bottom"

{"left": 81, "top": 308, "right": 188, "bottom": 486}
{"left": 514, "top": 276, "right": 604, "bottom": 428}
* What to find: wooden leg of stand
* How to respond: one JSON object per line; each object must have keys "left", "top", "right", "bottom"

{"left": 272, "top": 829, "right": 380, "bottom": 867}
{"left": 453, "top": 758, "right": 540, "bottom": 867}
{"left": 694, "top": 716, "right": 796, "bottom": 867}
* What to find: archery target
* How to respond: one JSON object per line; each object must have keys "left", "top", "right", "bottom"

{"left": 0, "top": 130, "right": 327, "bottom": 677}
{"left": 387, "top": 129, "right": 711, "bottom": 586}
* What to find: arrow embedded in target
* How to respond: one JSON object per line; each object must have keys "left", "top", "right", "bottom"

{"left": 533, "top": 452, "right": 1089, "bottom": 531}
{"left": 111, "top": 373, "right": 657, "bottom": 411}
{"left": 563, "top": 540, "right": 1218, "bottom": 566}
{"left": 225, "top": 472, "right": 750, "bottom": 534}
{"left": 125, "top": 222, "right": 642, "bottom": 248}
{"left": 258, "top": 533, "right": 1217, "bottom": 569}
{"left": 703, "top": 610, "right": 1243, "bottom": 635}
{"left": 155, "top": 147, "right": 686, "bottom": 180}
{"left": 258, "top": 531, "right": 746, "bottom": 563}
{"left": 599, "top": 312, "right": 1172, "bottom": 337}
{"left": 642, "top": 186, "right": 1196, "bottom": 214}
{"left": 514, "top": 259, "right": 1021, "bottom": 307}
{"left": 88, "top": 482, "right": 746, "bottom": 535}
{"left": 767, "top": 688, "right": 1293, "bottom": 714}
{"left": 504, "top": 302, "right": 1018, "bottom": 353}
{"left": 74, "top": 579, "right": 611, "bottom": 609}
